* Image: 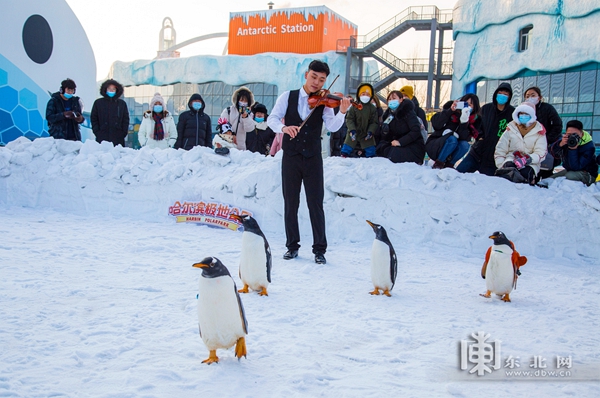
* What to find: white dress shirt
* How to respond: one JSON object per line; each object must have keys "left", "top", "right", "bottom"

{"left": 267, "top": 86, "right": 345, "bottom": 134}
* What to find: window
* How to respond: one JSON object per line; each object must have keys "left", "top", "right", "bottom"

{"left": 518, "top": 25, "right": 533, "bottom": 52}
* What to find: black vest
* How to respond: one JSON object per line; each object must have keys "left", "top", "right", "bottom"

{"left": 283, "top": 89, "right": 325, "bottom": 158}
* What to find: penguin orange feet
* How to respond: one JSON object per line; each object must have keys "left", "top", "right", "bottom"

{"left": 258, "top": 287, "right": 268, "bottom": 296}
{"left": 383, "top": 289, "right": 392, "bottom": 297}
{"left": 235, "top": 337, "right": 247, "bottom": 360}
{"left": 501, "top": 294, "right": 511, "bottom": 302}
{"left": 202, "top": 350, "right": 219, "bottom": 365}
{"left": 238, "top": 284, "right": 249, "bottom": 294}
{"left": 480, "top": 290, "right": 492, "bottom": 298}
{"left": 369, "top": 288, "right": 381, "bottom": 295}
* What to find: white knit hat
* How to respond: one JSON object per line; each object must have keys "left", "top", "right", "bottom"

{"left": 512, "top": 102, "right": 537, "bottom": 125}
{"left": 150, "top": 92, "right": 165, "bottom": 109}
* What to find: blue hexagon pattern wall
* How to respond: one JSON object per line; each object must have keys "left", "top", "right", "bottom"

{"left": 0, "top": 60, "right": 50, "bottom": 146}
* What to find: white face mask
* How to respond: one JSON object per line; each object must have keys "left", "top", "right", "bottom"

{"left": 238, "top": 101, "right": 248, "bottom": 107}
{"left": 526, "top": 96, "right": 540, "bottom": 105}
{"left": 360, "top": 95, "right": 371, "bottom": 104}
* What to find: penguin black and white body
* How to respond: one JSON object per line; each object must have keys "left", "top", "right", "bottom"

{"left": 231, "top": 214, "right": 271, "bottom": 296}
{"left": 366, "top": 220, "right": 397, "bottom": 297}
{"left": 480, "top": 232, "right": 527, "bottom": 302}
{"left": 193, "top": 257, "right": 248, "bottom": 364}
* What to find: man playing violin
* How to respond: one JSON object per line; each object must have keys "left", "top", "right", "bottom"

{"left": 267, "top": 59, "right": 351, "bottom": 265}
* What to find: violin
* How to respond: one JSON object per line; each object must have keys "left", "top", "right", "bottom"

{"left": 307, "top": 90, "right": 363, "bottom": 110}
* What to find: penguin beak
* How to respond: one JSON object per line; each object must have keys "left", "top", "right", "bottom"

{"left": 192, "top": 262, "right": 209, "bottom": 268}
{"left": 489, "top": 235, "right": 497, "bottom": 239}
{"left": 230, "top": 214, "right": 243, "bottom": 222}
{"left": 366, "top": 220, "right": 377, "bottom": 232}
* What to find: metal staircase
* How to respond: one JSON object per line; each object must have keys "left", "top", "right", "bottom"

{"left": 338, "top": 5, "right": 453, "bottom": 109}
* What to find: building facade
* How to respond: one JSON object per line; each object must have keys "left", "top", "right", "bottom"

{"left": 452, "top": 0, "right": 600, "bottom": 143}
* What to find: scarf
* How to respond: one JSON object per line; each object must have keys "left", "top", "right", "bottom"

{"left": 450, "top": 113, "right": 479, "bottom": 139}
{"left": 516, "top": 122, "right": 535, "bottom": 137}
{"left": 153, "top": 112, "right": 164, "bottom": 141}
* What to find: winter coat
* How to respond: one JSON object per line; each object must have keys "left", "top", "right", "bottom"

{"left": 470, "top": 82, "right": 515, "bottom": 172}
{"left": 219, "top": 87, "right": 255, "bottom": 150}
{"left": 91, "top": 80, "right": 129, "bottom": 146}
{"left": 549, "top": 130, "right": 598, "bottom": 178}
{"left": 377, "top": 99, "right": 425, "bottom": 164}
{"left": 534, "top": 101, "right": 563, "bottom": 167}
{"left": 138, "top": 111, "right": 177, "bottom": 149}
{"left": 411, "top": 96, "right": 428, "bottom": 132}
{"left": 270, "top": 133, "right": 283, "bottom": 156}
{"left": 494, "top": 120, "right": 547, "bottom": 174}
{"left": 246, "top": 121, "right": 275, "bottom": 155}
{"left": 426, "top": 103, "right": 483, "bottom": 161}
{"left": 45, "top": 92, "right": 84, "bottom": 141}
{"left": 175, "top": 94, "right": 212, "bottom": 150}
{"left": 344, "top": 102, "right": 378, "bottom": 149}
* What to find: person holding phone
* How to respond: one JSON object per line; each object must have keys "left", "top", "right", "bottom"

{"left": 219, "top": 87, "right": 255, "bottom": 151}
{"left": 426, "top": 94, "right": 482, "bottom": 169}
{"left": 45, "top": 78, "right": 85, "bottom": 141}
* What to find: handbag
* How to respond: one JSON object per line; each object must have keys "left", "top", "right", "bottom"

{"left": 539, "top": 153, "right": 554, "bottom": 171}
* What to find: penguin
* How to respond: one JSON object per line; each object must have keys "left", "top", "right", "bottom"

{"left": 480, "top": 232, "right": 527, "bottom": 302}
{"left": 193, "top": 256, "right": 248, "bottom": 364}
{"left": 366, "top": 220, "right": 397, "bottom": 297}
{"left": 230, "top": 214, "right": 271, "bottom": 296}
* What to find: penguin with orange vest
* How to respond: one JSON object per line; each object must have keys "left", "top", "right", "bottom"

{"left": 193, "top": 257, "right": 248, "bottom": 364}
{"left": 480, "top": 232, "right": 527, "bottom": 302}
{"left": 366, "top": 220, "right": 397, "bottom": 297}
{"left": 230, "top": 214, "right": 272, "bottom": 296}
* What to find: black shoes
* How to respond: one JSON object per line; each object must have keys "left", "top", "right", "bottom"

{"left": 283, "top": 249, "right": 298, "bottom": 260}
{"left": 314, "top": 253, "right": 326, "bottom": 264}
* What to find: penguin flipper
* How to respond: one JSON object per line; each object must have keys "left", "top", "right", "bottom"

{"left": 233, "top": 284, "right": 249, "bottom": 334}
{"left": 264, "top": 239, "right": 272, "bottom": 283}
{"left": 390, "top": 247, "right": 398, "bottom": 289}
{"left": 198, "top": 324, "right": 202, "bottom": 338}
{"left": 481, "top": 247, "right": 492, "bottom": 279}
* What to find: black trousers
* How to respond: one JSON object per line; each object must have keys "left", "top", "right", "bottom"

{"left": 281, "top": 152, "right": 327, "bottom": 254}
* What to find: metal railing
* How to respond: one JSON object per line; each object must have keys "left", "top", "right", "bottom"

{"left": 336, "top": 6, "right": 452, "bottom": 51}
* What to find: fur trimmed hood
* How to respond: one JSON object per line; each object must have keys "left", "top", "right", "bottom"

{"left": 231, "top": 86, "right": 254, "bottom": 107}
{"left": 99, "top": 79, "right": 124, "bottom": 99}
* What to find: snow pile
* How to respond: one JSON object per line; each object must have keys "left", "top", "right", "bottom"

{"left": 2, "top": 136, "right": 600, "bottom": 260}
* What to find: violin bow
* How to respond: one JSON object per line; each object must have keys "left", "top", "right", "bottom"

{"left": 297, "top": 74, "right": 340, "bottom": 131}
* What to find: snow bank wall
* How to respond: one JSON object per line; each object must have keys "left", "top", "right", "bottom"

{"left": 1, "top": 137, "right": 600, "bottom": 260}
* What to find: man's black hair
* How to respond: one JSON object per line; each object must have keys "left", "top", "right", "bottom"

{"left": 308, "top": 60, "right": 330, "bottom": 76}
{"left": 60, "top": 78, "right": 77, "bottom": 93}
{"left": 566, "top": 119, "right": 584, "bottom": 131}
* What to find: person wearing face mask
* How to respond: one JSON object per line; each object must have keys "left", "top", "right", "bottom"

{"left": 45, "top": 78, "right": 85, "bottom": 141}
{"left": 219, "top": 87, "right": 255, "bottom": 151}
{"left": 91, "top": 79, "right": 130, "bottom": 146}
{"left": 399, "top": 85, "right": 428, "bottom": 132}
{"left": 341, "top": 83, "right": 379, "bottom": 158}
{"left": 456, "top": 83, "right": 514, "bottom": 176}
{"left": 246, "top": 103, "right": 275, "bottom": 155}
{"left": 376, "top": 90, "right": 425, "bottom": 164}
{"left": 175, "top": 93, "right": 212, "bottom": 150}
{"left": 494, "top": 102, "right": 547, "bottom": 185}
{"left": 427, "top": 94, "right": 483, "bottom": 169}
{"left": 523, "top": 86, "right": 563, "bottom": 179}
{"left": 138, "top": 92, "right": 177, "bottom": 149}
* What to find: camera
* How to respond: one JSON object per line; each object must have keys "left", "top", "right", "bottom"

{"left": 455, "top": 101, "right": 469, "bottom": 109}
{"left": 239, "top": 106, "right": 250, "bottom": 114}
{"left": 567, "top": 134, "right": 581, "bottom": 147}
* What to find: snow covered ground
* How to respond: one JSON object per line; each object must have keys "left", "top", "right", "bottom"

{"left": 1, "top": 137, "right": 599, "bottom": 397}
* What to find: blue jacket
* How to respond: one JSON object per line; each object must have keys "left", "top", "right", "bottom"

{"left": 550, "top": 131, "right": 598, "bottom": 178}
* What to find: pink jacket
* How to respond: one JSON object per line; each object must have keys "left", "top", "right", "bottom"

{"left": 270, "top": 132, "right": 283, "bottom": 156}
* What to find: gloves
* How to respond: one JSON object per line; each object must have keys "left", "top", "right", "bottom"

{"left": 442, "top": 129, "right": 453, "bottom": 136}
{"left": 350, "top": 130, "right": 357, "bottom": 141}
{"left": 460, "top": 107, "right": 471, "bottom": 123}
{"left": 513, "top": 151, "right": 531, "bottom": 169}
{"left": 365, "top": 131, "right": 373, "bottom": 141}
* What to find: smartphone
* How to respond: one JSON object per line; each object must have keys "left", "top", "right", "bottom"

{"left": 455, "top": 101, "right": 469, "bottom": 109}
